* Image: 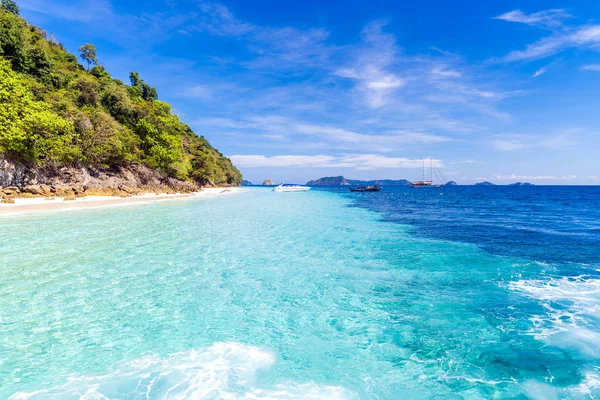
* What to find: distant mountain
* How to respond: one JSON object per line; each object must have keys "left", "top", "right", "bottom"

{"left": 241, "top": 180, "right": 253, "bottom": 186}
{"left": 307, "top": 176, "right": 411, "bottom": 186}
{"left": 509, "top": 182, "right": 534, "bottom": 186}
{"left": 445, "top": 181, "right": 458, "bottom": 186}
{"left": 474, "top": 181, "right": 495, "bottom": 186}
{"left": 306, "top": 176, "right": 350, "bottom": 185}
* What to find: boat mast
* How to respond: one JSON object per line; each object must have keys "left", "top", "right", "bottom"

{"left": 430, "top": 157, "right": 433, "bottom": 183}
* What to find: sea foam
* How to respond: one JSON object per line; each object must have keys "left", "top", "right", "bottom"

{"left": 508, "top": 276, "right": 600, "bottom": 357}
{"left": 10, "top": 342, "right": 356, "bottom": 400}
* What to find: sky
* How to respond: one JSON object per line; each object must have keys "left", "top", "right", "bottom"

{"left": 18, "top": 0, "right": 600, "bottom": 184}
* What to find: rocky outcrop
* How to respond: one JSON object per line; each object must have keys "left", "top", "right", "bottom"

{"left": 0, "top": 155, "right": 200, "bottom": 198}
{"left": 263, "top": 179, "right": 274, "bottom": 186}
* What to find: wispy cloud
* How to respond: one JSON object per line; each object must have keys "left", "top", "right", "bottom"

{"left": 335, "top": 21, "right": 404, "bottom": 108}
{"left": 502, "top": 25, "right": 600, "bottom": 62}
{"left": 230, "top": 154, "right": 442, "bottom": 170}
{"left": 494, "top": 9, "right": 572, "bottom": 29}
{"left": 491, "top": 129, "right": 581, "bottom": 151}
{"left": 196, "top": 116, "right": 452, "bottom": 152}
{"left": 533, "top": 66, "right": 548, "bottom": 77}
{"left": 581, "top": 64, "right": 600, "bottom": 71}
{"left": 19, "top": 0, "right": 113, "bottom": 22}
{"left": 496, "top": 9, "right": 600, "bottom": 62}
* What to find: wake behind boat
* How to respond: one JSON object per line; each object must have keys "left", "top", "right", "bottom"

{"left": 273, "top": 184, "right": 311, "bottom": 192}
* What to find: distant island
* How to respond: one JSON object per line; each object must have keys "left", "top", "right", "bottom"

{"left": 263, "top": 179, "right": 275, "bottom": 186}
{"left": 241, "top": 180, "right": 253, "bottom": 186}
{"left": 445, "top": 181, "right": 458, "bottom": 186}
{"left": 0, "top": 6, "right": 241, "bottom": 200}
{"left": 509, "top": 182, "right": 534, "bottom": 186}
{"left": 474, "top": 181, "right": 496, "bottom": 186}
{"left": 307, "top": 176, "right": 411, "bottom": 186}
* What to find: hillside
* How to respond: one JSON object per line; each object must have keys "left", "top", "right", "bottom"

{"left": 307, "top": 176, "right": 411, "bottom": 186}
{"left": 306, "top": 176, "right": 351, "bottom": 185}
{"left": 0, "top": 4, "right": 241, "bottom": 197}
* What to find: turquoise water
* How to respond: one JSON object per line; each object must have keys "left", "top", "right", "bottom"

{"left": 1, "top": 188, "right": 598, "bottom": 398}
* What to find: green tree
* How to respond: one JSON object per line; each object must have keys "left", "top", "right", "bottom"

{"left": 78, "top": 43, "right": 98, "bottom": 70}
{"left": 129, "top": 71, "right": 158, "bottom": 101}
{"left": 1, "top": 0, "right": 19, "bottom": 15}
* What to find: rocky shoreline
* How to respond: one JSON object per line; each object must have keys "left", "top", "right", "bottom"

{"left": 0, "top": 156, "right": 213, "bottom": 202}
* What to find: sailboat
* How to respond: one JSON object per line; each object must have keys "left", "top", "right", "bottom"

{"left": 410, "top": 157, "right": 446, "bottom": 188}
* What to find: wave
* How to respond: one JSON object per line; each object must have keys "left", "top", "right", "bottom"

{"left": 508, "top": 276, "right": 600, "bottom": 357}
{"left": 10, "top": 342, "right": 356, "bottom": 400}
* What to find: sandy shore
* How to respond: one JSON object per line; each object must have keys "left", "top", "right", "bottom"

{"left": 0, "top": 188, "right": 240, "bottom": 216}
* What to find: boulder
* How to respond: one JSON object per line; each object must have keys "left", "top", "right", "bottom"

{"left": 22, "top": 184, "right": 52, "bottom": 196}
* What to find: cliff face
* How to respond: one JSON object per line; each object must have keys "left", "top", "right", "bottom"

{"left": 0, "top": 8, "right": 241, "bottom": 195}
{"left": 0, "top": 155, "right": 199, "bottom": 197}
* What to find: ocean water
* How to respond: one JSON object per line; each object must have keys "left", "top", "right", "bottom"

{"left": 1, "top": 186, "right": 599, "bottom": 399}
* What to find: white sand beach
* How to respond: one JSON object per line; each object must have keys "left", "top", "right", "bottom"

{"left": 0, "top": 188, "right": 240, "bottom": 216}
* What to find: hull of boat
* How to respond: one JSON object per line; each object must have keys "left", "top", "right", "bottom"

{"left": 273, "top": 186, "right": 311, "bottom": 192}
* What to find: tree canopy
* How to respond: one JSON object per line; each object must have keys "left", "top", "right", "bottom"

{"left": 78, "top": 43, "right": 98, "bottom": 70}
{"left": 0, "top": 0, "right": 19, "bottom": 15}
{"left": 0, "top": 6, "right": 242, "bottom": 185}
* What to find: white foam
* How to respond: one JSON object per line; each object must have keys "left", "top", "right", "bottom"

{"left": 10, "top": 342, "right": 355, "bottom": 400}
{"left": 508, "top": 276, "right": 600, "bottom": 357}
{"left": 522, "top": 370, "right": 600, "bottom": 400}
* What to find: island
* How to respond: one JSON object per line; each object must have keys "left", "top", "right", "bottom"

{"left": 474, "top": 181, "right": 496, "bottom": 186}
{"left": 263, "top": 179, "right": 275, "bottom": 186}
{"left": 509, "top": 182, "right": 535, "bottom": 186}
{"left": 445, "top": 181, "right": 458, "bottom": 186}
{"left": 307, "top": 176, "right": 411, "bottom": 186}
{"left": 0, "top": 7, "right": 241, "bottom": 202}
{"left": 241, "top": 180, "right": 253, "bottom": 186}
{"left": 307, "top": 176, "right": 351, "bottom": 185}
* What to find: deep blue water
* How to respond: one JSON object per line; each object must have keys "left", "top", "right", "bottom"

{"left": 1, "top": 186, "right": 600, "bottom": 399}
{"left": 323, "top": 185, "right": 600, "bottom": 266}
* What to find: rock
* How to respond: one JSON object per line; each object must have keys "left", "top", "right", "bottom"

{"left": 1, "top": 197, "right": 15, "bottom": 204}
{"left": 2, "top": 186, "right": 20, "bottom": 196}
{"left": 263, "top": 179, "right": 275, "bottom": 186}
{"left": 22, "top": 184, "right": 52, "bottom": 196}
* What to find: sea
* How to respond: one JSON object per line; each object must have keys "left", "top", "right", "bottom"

{"left": 1, "top": 185, "right": 599, "bottom": 399}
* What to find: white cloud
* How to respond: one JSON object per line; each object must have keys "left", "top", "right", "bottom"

{"left": 230, "top": 154, "right": 442, "bottom": 170}
{"left": 492, "top": 138, "right": 528, "bottom": 151}
{"left": 533, "top": 66, "right": 547, "bottom": 77}
{"left": 19, "top": 0, "right": 113, "bottom": 22}
{"left": 184, "top": 85, "right": 212, "bottom": 99}
{"left": 491, "top": 129, "right": 580, "bottom": 151}
{"left": 334, "top": 21, "right": 404, "bottom": 108}
{"left": 494, "top": 9, "right": 572, "bottom": 29}
{"left": 502, "top": 25, "right": 600, "bottom": 62}
{"left": 581, "top": 64, "right": 600, "bottom": 71}
{"left": 230, "top": 155, "right": 336, "bottom": 168}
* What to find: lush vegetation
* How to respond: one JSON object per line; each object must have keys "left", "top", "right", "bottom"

{"left": 0, "top": 4, "right": 241, "bottom": 185}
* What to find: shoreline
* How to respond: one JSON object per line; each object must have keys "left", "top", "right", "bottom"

{"left": 0, "top": 188, "right": 240, "bottom": 216}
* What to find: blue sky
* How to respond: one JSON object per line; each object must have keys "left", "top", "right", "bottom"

{"left": 19, "top": 0, "right": 600, "bottom": 184}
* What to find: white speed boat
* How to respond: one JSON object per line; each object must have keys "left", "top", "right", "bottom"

{"left": 273, "top": 184, "right": 311, "bottom": 192}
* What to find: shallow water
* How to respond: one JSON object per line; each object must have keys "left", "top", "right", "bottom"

{"left": 1, "top": 187, "right": 599, "bottom": 399}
